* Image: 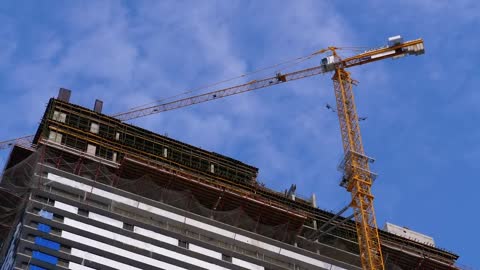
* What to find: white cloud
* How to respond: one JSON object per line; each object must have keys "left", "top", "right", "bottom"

{"left": 0, "top": 1, "right": 357, "bottom": 213}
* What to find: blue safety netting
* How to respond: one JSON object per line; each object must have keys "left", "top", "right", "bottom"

{"left": 37, "top": 223, "right": 51, "bottom": 234}
{"left": 34, "top": 237, "right": 60, "bottom": 251}
{"left": 32, "top": 251, "right": 58, "bottom": 265}
{"left": 38, "top": 210, "right": 53, "bottom": 220}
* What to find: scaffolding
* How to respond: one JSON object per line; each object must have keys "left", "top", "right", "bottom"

{"left": 33, "top": 98, "right": 259, "bottom": 185}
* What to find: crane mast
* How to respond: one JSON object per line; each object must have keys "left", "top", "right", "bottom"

{"left": 0, "top": 36, "right": 425, "bottom": 270}
{"left": 333, "top": 68, "right": 384, "bottom": 269}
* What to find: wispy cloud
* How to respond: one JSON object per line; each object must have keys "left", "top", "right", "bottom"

{"left": 0, "top": 1, "right": 356, "bottom": 209}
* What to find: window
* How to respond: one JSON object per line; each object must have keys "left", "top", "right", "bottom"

{"left": 178, "top": 240, "right": 189, "bottom": 249}
{"left": 222, "top": 254, "right": 232, "bottom": 263}
{"left": 90, "top": 122, "right": 99, "bottom": 134}
{"left": 33, "top": 195, "right": 54, "bottom": 205}
{"left": 86, "top": 144, "right": 96, "bottom": 155}
{"left": 78, "top": 208, "right": 89, "bottom": 217}
{"left": 52, "top": 110, "right": 67, "bottom": 123}
{"left": 123, "top": 223, "right": 134, "bottom": 231}
{"left": 48, "top": 131, "right": 63, "bottom": 144}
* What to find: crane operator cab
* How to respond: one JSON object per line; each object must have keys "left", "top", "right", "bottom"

{"left": 320, "top": 55, "right": 341, "bottom": 73}
{"left": 388, "top": 35, "right": 404, "bottom": 46}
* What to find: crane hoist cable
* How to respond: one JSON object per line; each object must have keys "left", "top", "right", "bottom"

{"left": 122, "top": 57, "right": 314, "bottom": 113}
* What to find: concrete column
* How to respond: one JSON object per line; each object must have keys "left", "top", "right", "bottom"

{"left": 311, "top": 193, "right": 318, "bottom": 230}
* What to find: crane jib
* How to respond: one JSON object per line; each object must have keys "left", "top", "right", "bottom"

{"left": 105, "top": 38, "right": 425, "bottom": 123}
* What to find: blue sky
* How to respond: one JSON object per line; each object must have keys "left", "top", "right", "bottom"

{"left": 0, "top": 1, "right": 478, "bottom": 267}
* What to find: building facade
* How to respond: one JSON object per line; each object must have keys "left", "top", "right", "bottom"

{"left": 0, "top": 94, "right": 459, "bottom": 270}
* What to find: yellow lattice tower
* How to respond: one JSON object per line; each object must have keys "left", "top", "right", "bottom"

{"left": 333, "top": 68, "right": 384, "bottom": 270}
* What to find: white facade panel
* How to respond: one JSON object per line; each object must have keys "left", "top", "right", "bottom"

{"left": 134, "top": 226, "right": 178, "bottom": 246}
{"left": 62, "top": 219, "right": 232, "bottom": 270}
{"left": 86, "top": 144, "right": 96, "bottom": 155}
{"left": 186, "top": 218, "right": 236, "bottom": 239}
{"left": 190, "top": 244, "right": 222, "bottom": 260}
{"left": 92, "top": 188, "right": 139, "bottom": 207}
{"left": 64, "top": 218, "right": 116, "bottom": 240}
{"left": 234, "top": 234, "right": 281, "bottom": 254}
{"left": 54, "top": 201, "right": 78, "bottom": 214}
{"left": 65, "top": 210, "right": 239, "bottom": 270}
{"left": 64, "top": 231, "right": 188, "bottom": 270}
{"left": 232, "top": 257, "right": 264, "bottom": 270}
{"left": 48, "top": 131, "right": 62, "bottom": 143}
{"left": 384, "top": 222, "right": 435, "bottom": 246}
{"left": 90, "top": 123, "right": 99, "bottom": 134}
{"left": 89, "top": 212, "right": 123, "bottom": 228}
{"left": 52, "top": 111, "right": 66, "bottom": 123}
{"left": 47, "top": 172, "right": 346, "bottom": 270}
{"left": 68, "top": 262, "right": 96, "bottom": 270}
{"left": 47, "top": 173, "right": 93, "bottom": 192}
{"left": 71, "top": 248, "right": 142, "bottom": 270}
{"left": 280, "top": 248, "right": 333, "bottom": 269}
{"left": 138, "top": 202, "right": 185, "bottom": 223}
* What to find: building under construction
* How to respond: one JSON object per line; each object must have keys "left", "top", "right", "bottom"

{"left": 0, "top": 90, "right": 460, "bottom": 270}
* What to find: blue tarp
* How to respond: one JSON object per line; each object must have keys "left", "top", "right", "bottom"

{"left": 38, "top": 210, "right": 53, "bottom": 220}
{"left": 34, "top": 237, "right": 60, "bottom": 251}
{"left": 29, "top": 265, "right": 47, "bottom": 270}
{"left": 37, "top": 223, "right": 51, "bottom": 234}
{"left": 32, "top": 251, "right": 58, "bottom": 265}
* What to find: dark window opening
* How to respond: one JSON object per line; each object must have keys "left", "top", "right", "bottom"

{"left": 123, "top": 223, "right": 134, "bottom": 231}
{"left": 178, "top": 240, "right": 189, "bottom": 249}
{"left": 222, "top": 254, "right": 232, "bottom": 263}
{"left": 78, "top": 208, "right": 89, "bottom": 217}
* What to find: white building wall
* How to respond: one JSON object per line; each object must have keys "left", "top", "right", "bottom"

{"left": 88, "top": 212, "right": 123, "bottom": 228}
{"left": 71, "top": 248, "right": 143, "bottom": 270}
{"left": 134, "top": 226, "right": 178, "bottom": 246}
{"left": 190, "top": 244, "right": 223, "bottom": 260}
{"left": 62, "top": 218, "right": 233, "bottom": 270}
{"left": 46, "top": 172, "right": 347, "bottom": 270}
{"left": 232, "top": 258, "right": 265, "bottom": 270}
{"left": 54, "top": 201, "right": 78, "bottom": 213}
{"left": 384, "top": 222, "right": 435, "bottom": 246}
{"left": 63, "top": 231, "right": 189, "bottom": 270}
{"left": 68, "top": 262, "right": 96, "bottom": 270}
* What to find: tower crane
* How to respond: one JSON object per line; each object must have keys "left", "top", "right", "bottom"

{"left": 0, "top": 35, "right": 424, "bottom": 270}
